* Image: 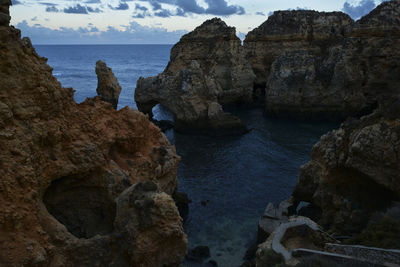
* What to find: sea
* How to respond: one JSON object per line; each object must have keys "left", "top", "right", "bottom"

{"left": 35, "top": 45, "right": 337, "bottom": 267}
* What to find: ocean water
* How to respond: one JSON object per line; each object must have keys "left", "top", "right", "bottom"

{"left": 35, "top": 45, "right": 337, "bottom": 267}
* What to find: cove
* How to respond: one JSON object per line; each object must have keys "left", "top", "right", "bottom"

{"left": 155, "top": 106, "right": 338, "bottom": 266}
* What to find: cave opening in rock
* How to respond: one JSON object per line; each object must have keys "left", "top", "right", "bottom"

{"left": 253, "top": 82, "right": 266, "bottom": 104}
{"left": 43, "top": 174, "right": 116, "bottom": 239}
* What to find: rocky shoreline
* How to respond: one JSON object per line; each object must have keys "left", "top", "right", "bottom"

{"left": 1, "top": 0, "right": 400, "bottom": 266}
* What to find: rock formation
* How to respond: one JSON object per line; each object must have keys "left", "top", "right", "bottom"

{"left": 0, "top": 3, "right": 187, "bottom": 266}
{"left": 0, "top": 0, "right": 11, "bottom": 26}
{"left": 244, "top": 0, "right": 400, "bottom": 120}
{"left": 292, "top": 97, "right": 400, "bottom": 238}
{"left": 95, "top": 60, "right": 122, "bottom": 109}
{"left": 135, "top": 18, "right": 255, "bottom": 134}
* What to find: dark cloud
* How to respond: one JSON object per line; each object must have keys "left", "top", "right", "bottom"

{"left": 135, "top": 4, "right": 148, "bottom": 11}
{"left": 40, "top": 3, "right": 58, "bottom": 7}
{"left": 132, "top": 0, "right": 245, "bottom": 18}
{"left": 109, "top": 2, "right": 129, "bottom": 10}
{"left": 255, "top": 11, "right": 265, "bottom": 16}
{"left": 150, "top": 1, "right": 162, "bottom": 10}
{"left": 64, "top": 4, "right": 88, "bottom": 14}
{"left": 85, "top": 0, "right": 101, "bottom": 3}
{"left": 11, "top": 0, "right": 22, "bottom": 5}
{"left": 87, "top": 6, "right": 102, "bottom": 13}
{"left": 46, "top": 6, "right": 59, "bottom": 12}
{"left": 133, "top": 3, "right": 150, "bottom": 18}
{"left": 31, "top": 16, "right": 38, "bottom": 21}
{"left": 342, "top": 0, "right": 376, "bottom": 19}
{"left": 204, "top": 0, "right": 245, "bottom": 15}
{"left": 175, "top": 0, "right": 205, "bottom": 14}
{"left": 16, "top": 20, "right": 187, "bottom": 44}
{"left": 154, "top": 9, "right": 172, "bottom": 17}
{"left": 63, "top": 4, "right": 103, "bottom": 14}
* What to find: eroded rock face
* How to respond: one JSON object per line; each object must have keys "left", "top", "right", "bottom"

{"left": 0, "top": 7, "right": 187, "bottom": 266}
{"left": 244, "top": 1, "right": 400, "bottom": 120}
{"left": 95, "top": 60, "right": 122, "bottom": 109}
{"left": 135, "top": 18, "right": 255, "bottom": 134}
{"left": 0, "top": 0, "right": 11, "bottom": 26}
{"left": 292, "top": 99, "right": 400, "bottom": 236}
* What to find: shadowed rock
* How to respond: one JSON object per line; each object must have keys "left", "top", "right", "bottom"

{"left": 135, "top": 18, "right": 255, "bottom": 135}
{"left": 0, "top": 0, "right": 11, "bottom": 26}
{"left": 244, "top": 1, "right": 400, "bottom": 120}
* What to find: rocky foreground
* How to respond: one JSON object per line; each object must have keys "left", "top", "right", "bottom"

{"left": 0, "top": 1, "right": 187, "bottom": 266}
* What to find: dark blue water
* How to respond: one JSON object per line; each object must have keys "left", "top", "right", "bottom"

{"left": 35, "top": 45, "right": 336, "bottom": 267}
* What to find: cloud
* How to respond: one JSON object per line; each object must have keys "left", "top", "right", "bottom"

{"left": 109, "top": 2, "right": 129, "bottom": 10}
{"left": 16, "top": 20, "right": 187, "bottom": 44}
{"left": 342, "top": 0, "right": 376, "bottom": 19}
{"left": 85, "top": 0, "right": 101, "bottom": 3}
{"left": 133, "top": 3, "right": 150, "bottom": 18}
{"left": 132, "top": 0, "right": 246, "bottom": 18}
{"left": 154, "top": 9, "right": 172, "bottom": 17}
{"left": 204, "top": 0, "right": 245, "bottom": 15}
{"left": 255, "top": 11, "right": 265, "bottom": 16}
{"left": 46, "top": 6, "right": 59, "bottom": 12}
{"left": 63, "top": 4, "right": 103, "bottom": 14}
{"left": 64, "top": 4, "right": 89, "bottom": 14}
{"left": 11, "top": 0, "right": 22, "bottom": 5}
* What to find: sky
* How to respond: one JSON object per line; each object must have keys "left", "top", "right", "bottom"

{"left": 9, "top": 0, "right": 389, "bottom": 44}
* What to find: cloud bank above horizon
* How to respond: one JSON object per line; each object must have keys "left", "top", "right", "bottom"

{"left": 10, "top": 0, "right": 389, "bottom": 44}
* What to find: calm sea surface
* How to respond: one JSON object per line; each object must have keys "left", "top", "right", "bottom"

{"left": 36, "top": 45, "right": 336, "bottom": 267}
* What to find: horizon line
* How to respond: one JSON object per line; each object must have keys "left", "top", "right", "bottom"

{"left": 33, "top": 43, "right": 175, "bottom": 46}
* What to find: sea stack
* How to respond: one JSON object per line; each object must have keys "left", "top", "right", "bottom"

{"left": 135, "top": 18, "right": 255, "bottom": 135}
{"left": 0, "top": 0, "right": 11, "bottom": 26}
{"left": 95, "top": 60, "right": 122, "bottom": 109}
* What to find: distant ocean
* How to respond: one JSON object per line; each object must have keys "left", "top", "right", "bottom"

{"left": 35, "top": 45, "right": 336, "bottom": 267}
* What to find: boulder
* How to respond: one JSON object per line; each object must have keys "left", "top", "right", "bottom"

{"left": 135, "top": 18, "right": 255, "bottom": 134}
{"left": 95, "top": 60, "right": 122, "bottom": 109}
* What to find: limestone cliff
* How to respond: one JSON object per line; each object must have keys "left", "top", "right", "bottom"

{"left": 292, "top": 98, "right": 400, "bottom": 236}
{"left": 135, "top": 18, "right": 255, "bottom": 134}
{"left": 95, "top": 60, "right": 122, "bottom": 109}
{"left": 244, "top": 0, "right": 400, "bottom": 120}
{"left": 0, "top": 3, "right": 187, "bottom": 266}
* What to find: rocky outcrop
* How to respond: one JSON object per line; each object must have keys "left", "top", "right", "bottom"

{"left": 292, "top": 98, "right": 400, "bottom": 238}
{"left": 244, "top": 0, "right": 400, "bottom": 120}
{"left": 95, "top": 60, "right": 122, "bottom": 109}
{"left": 0, "top": 5, "right": 187, "bottom": 266}
{"left": 0, "top": 0, "right": 11, "bottom": 26}
{"left": 135, "top": 18, "right": 255, "bottom": 134}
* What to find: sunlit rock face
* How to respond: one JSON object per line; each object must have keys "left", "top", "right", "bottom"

{"left": 244, "top": 0, "right": 400, "bottom": 120}
{"left": 0, "top": 2, "right": 187, "bottom": 265}
{"left": 135, "top": 18, "right": 255, "bottom": 134}
{"left": 95, "top": 60, "right": 122, "bottom": 109}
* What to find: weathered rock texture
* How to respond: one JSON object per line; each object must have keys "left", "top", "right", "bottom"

{"left": 0, "top": 0, "right": 11, "bottom": 26}
{"left": 0, "top": 5, "right": 187, "bottom": 266}
{"left": 135, "top": 18, "right": 255, "bottom": 134}
{"left": 292, "top": 98, "right": 400, "bottom": 238}
{"left": 244, "top": 0, "right": 400, "bottom": 120}
{"left": 95, "top": 60, "right": 122, "bottom": 109}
